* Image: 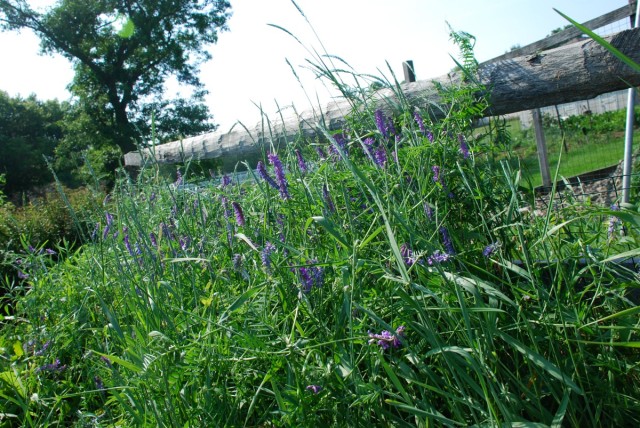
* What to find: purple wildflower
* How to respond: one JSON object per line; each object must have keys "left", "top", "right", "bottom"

{"left": 261, "top": 242, "right": 276, "bottom": 271}
{"left": 298, "top": 263, "right": 324, "bottom": 293}
{"left": 439, "top": 227, "right": 455, "bottom": 255}
{"left": 17, "top": 271, "right": 28, "bottom": 280}
{"left": 315, "top": 146, "right": 328, "bottom": 160}
{"left": 232, "top": 202, "right": 245, "bottom": 226}
{"left": 175, "top": 169, "right": 183, "bottom": 186}
{"left": 332, "top": 134, "right": 349, "bottom": 158}
{"left": 322, "top": 184, "right": 336, "bottom": 213}
{"left": 458, "top": 134, "right": 470, "bottom": 159}
{"left": 427, "top": 250, "right": 451, "bottom": 265}
{"left": 374, "top": 147, "right": 387, "bottom": 168}
{"left": 149, "top": 232, "right": 158, "bottom": 248}
{"left": 424, "top": 203, "right": 433, "bottom": 220}
{"left": 375, "top": 109, "right": 388, "bottom": 139}
{"left": 608, "top": 204, "right": 620, "bottom": 239}
{"left": 35, "top": 340, "right": 51, "bottom": 356}
{"left": 257, "top": 161, "right": 278, "bottom": 190}
{"left": 295, "top": 149, "right": 308, "bottom": 173}
{"left": 179, "top": 236, "right": 190, "bottom": 251}
{"left": 221, "top": 174, "right": 232, "bottom": 188}
{"left": 414, "top": 111, "right": 427, "bottom": 135}
{"left": 221, "top": 195, "right": 231, "bottom": 220}
{"left": 306, "top": 384, "right": 323, "bottom": 394}
{"left": 368, "top": 325, "right": 405, "bottom": 351}
{"left": 36, "top": 359, "right": 67, "bottom": 373}
{"left": 123, "top": 227, "right": 134, "bottom": 256}
{"left": 400, "top": 243, "right": 418, "bottom": 267}
{"left": 432, "top": 165, "right": 440, "bottom": 183}
{"left": 268, "top": 153, "right": 291, "bottom": 200}
{"left": 45, "top": 248, "right": 56, "bottom": 255}
{"left": 483, "top": 242, "right": 498, "bottom": 258}
{"left": 95, "top": 376, "right": 105, "bottom": 395}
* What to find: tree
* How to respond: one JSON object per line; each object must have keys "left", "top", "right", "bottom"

{"left": 0, "top": 91, "right": 67, "bottom": 195}
{"left": 0, "top": 0, "right": 231, "bottom": 154}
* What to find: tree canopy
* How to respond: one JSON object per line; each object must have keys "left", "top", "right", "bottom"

{"left": 0, "top": 0, "right": 232, "bottom": 153}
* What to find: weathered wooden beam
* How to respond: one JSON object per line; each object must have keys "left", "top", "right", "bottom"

{"left": 483, "top": 1, "right": 636, "bottom": 65}
{"left": 125, "top": 28, "right": 640, "bottom": 168}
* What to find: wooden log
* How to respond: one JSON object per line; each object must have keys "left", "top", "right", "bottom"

{"left": 125, "top": 28, "right": 640, "bottom": 168}
{"left": 482, "top": 1, "right": 636, "bottom": 65}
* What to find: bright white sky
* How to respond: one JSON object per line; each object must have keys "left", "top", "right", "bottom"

{"left": 0, "top": 0, "right": 630, "bottom": 132}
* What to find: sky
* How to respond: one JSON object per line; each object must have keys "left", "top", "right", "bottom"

{"left": 0, "top": 0, "right": 631, "bottom": 132}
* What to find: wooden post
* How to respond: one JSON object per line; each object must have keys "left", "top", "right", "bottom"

{"left": 403, "top": 60, "right": 415, "bottom": 83}
{"left": 532, "top": 108, "right": 552, "bottom": 188}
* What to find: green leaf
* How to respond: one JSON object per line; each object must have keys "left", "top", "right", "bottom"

{"left": 498, "top": 331, "right": 583, "bottom": 394}
{"left": 94, "top": 352, "right": 143, "bottom": 373}
{"left": 118, "top": 18, "right": 135, "bottom": 38}
{"left": 218, "top": 286, "right": 261, "bottom": 324}
{"left": 12, "top": 341, "right": 23, "bottom": 358}
{"left": 554, "top": 9, "right": 640, "bottom": 73}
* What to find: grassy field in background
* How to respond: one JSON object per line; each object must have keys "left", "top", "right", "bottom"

{"left": 489, "top": 111, "right": 638, "bottom": 188}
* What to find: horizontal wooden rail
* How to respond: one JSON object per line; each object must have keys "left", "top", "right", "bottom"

{"left": 125, "top": 28, "right": 640, "bottom": 168}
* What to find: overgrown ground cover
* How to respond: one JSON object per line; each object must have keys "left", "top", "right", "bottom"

{"left": 1, "top": 27, "right": 640, "bottom": 427}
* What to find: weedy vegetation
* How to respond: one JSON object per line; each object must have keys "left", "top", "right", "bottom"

{"left": 1, "top": 8, "right": 639, "bottom": 428}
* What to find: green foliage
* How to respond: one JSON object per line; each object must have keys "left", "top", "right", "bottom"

{"left": 0, "top": 91, "right": 67, "bottom": 195}
{"left": 0, "top": 0, "right": 231, "bottom": 153}
{"left": 1, "top": 8, "right": 639, "bottom": 427}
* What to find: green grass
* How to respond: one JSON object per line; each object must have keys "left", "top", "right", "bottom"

{"left": 495, "top": 110, "right": 639, "bottom": 188}
{"left": 1, "top": 18, "right": 639, "bottom": 428}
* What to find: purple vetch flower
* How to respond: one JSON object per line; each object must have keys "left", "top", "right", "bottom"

{"left": 36, "top": 358, "right": 67, "bottom": 373}
{"left": 232, "top": 202, "right": 245, "bottom": 226}
{"left": 91, "top": 222, "right": 99, "bottom": 240}
{"left": 608, "top": 204, "right": 620, "bottom": 239}
{"left": 221, "top": 174, "right": 232, "bottom": 188}
{"left": 315, "top": 146, "right": 328, "bottom": 160}
{"left": 483, "top": 242, "right": 498, "bottom": 258}
{"left": 295, "top": 149, "right": 308, "bottom": 173}
{"left": 322, "top": 184, "right": 336, "bottom": 213}
{"left": 427, "top": 250, "right": 451, "bottom": 265}
{"left": 221, "top": 195, "right": 231, "bottom": 220}
{"left": 400, "top": 243, "right": 419, "bottom": 267}
{"left": 414, "top": 111, "right": 427, "bottom": 135}
{"left": 17, "top": 271, "right": 28, "bottom": 280}
{"left": 424, "top": 203, "right": 433, "bottom": 220}
{"left": 439, "top": 227, "right": 456, "bottom": 255}
{"left": 368, "top": 325, "right": 406, "bottom": 351}
{"left": 432, "top": 165, "right": 440, "bottom": 183}
{"left": 458, "top": 134, "right": 470, "bottom": 159}
{"left": 123, "top": 227, "right": 134, "bottom": 256}
{"left": 149, "top": 232, "right": 158, "bottom": 248}
{"left": 45, "top": 248, "right": 56, "bottom": 255}
{"left": 298, "top": 261, "right": 324, "bottom": 293}
{"left": 95, "top": 376, "right": 106, "bottom": 395}
{"left": 35, "top": 340, "right": 51, "bottom": 356}
{"left": 361, "top": 137, "right": 375, "bottom": 161}
{"left": 179, "top": 236, "right": 190, "bottom": 251}
{"left": 374, "top": 147, "right": 387, "bottom": 168}
{"left": 375, "top": 109, "right": 388, "bottom": 139}
{"left": 257, "top": 161, "right": 279, "bottom": 190}
{"left": 160, "top": 222, "right": 173, "bottom": 240}
{"left": 261, "top": 242, "right": 277, "bottom": 271}
{"left": 332, "top": 134, "right": 349, "bottom": 159}
{"left": 306, "top": 384, "right": 323, "bottom": 394}
{"left": 174, "top": 169, "right": 183, "bottom": 186}
{"left": 268, "top": 153, "right": 291, "bottom": 200}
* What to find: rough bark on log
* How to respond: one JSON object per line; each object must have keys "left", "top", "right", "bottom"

{"left": 125, "top": 28, "right": 640, "bottom": 168}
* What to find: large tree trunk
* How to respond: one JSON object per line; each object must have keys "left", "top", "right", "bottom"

{"left": 125, "top": 28, "right": 640, "bottom": 169}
